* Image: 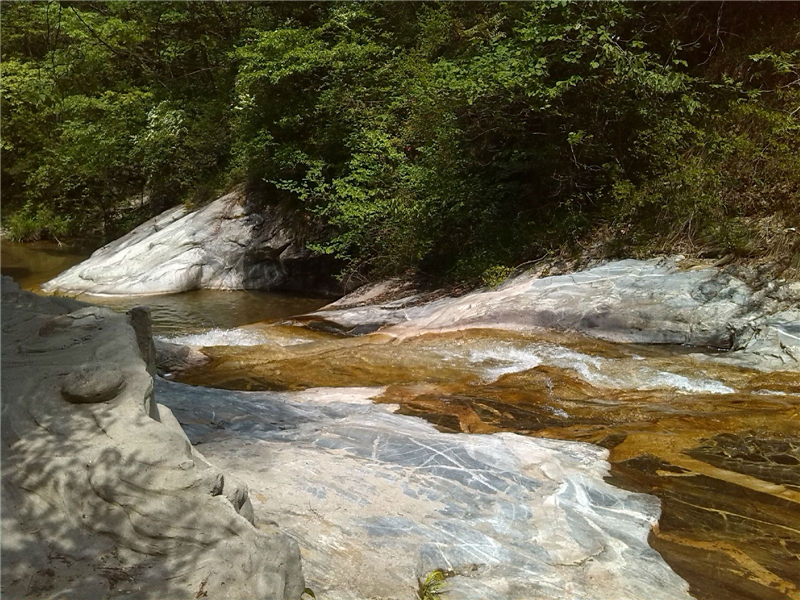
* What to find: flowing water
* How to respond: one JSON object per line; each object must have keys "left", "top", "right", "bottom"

{"left": 3, "top": 240, "right": 799, "bottom": 600}
{"left": 169, "top": 322, "right": 800, "bottom": 600}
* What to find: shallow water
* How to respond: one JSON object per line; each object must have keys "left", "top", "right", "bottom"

{"left": 4, "top": 241, "right": 799, "bottom": 599}
{"left": 174, "top": 323, "right": 800, "bottom": 600}
{"left": 0, "top": 240, "right": 88, "bottom": 290}
{"left": 78, "top": 289, "right": 328, "bottom": 337}
{"left": 0, "top": 240, "right": 328, "bottom": 336}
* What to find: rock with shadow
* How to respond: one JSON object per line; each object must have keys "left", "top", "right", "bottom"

{"left": 42, "top": 186, "right": 342, "bottom": 297}
{"left": 157, "top": 380, "right": 694, "bottom": 600}
{"left": 0, "top": 276, "right": 304, "bottom": 599}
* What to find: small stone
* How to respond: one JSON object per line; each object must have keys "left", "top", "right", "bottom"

{"left": 61, "top": 365, "right": 125, "bottom": 404}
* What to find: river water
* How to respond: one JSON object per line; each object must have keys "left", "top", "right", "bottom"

{"left": 3, "top": 240, "right": 798, "bottom": 600}
{"left": 0, "top": 240, "right": 328, "bottom": 335}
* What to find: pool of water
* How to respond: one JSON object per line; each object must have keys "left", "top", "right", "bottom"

{"left": 78, "top": 290, "right": 328, "bottom": 337}
{"left": 0, "top": 240, "right": 329, "bottom": 336}
{"left": 1, "top": 240, "right": 89, "bottom": 290}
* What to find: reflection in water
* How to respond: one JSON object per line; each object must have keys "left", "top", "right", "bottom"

{"left": 77, "top": 290, "right": 328, "bottom": 337}
{"left": 0, "top": 240, "right": 89, "bottom": 290}
{"left": 174, "top": 326, "right": 800, "bottom": 600}
{"left": 0, "top": 240, "right": 328, "bottom": 336}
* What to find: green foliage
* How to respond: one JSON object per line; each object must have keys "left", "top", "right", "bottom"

{"left": 1, "top": 1, "right": 252, "bottom": 240}
{"left": 417, "top": 569, "right": 447, "bottom": 600}
{"left": 480, "top": 265, "right": 514, "bottom": 289}
{"left": 227, "top": 2, "right": 799, "bottom": 280}
{"left": 4, "top": 201, "right": 71, "bottom": 242}
{"left": 2, "top": 2, "right": 798, "bottom": 277}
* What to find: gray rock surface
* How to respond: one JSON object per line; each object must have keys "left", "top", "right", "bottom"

{"left": 43, "top": 188, "right": 339, "bottom": 296}
{"left": 308, "top": 258, "right": 800, "bottom": 367}
{"left": 158, "top": 379, "right": 693, "bottom": 600}
{"left": 154, "top": 338, "right": 211, "bottom": 375}
{"left": 0, "top": 277, "right": 304, "bottom": 600}
{"left": 127, "top": 305, "right": 158, "bottom": 375}
{"left": 61, "top": 364, "right": 126, "bottom": 404}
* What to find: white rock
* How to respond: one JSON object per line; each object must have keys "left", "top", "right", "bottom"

{"left": 0, "top": 277, "right": 304, "bottom": 600}
{"left": 309, "top": 258, "right": 800, "bottom": 368}
{"left": 158, "top": 379, "right": 694, "bottom": 600}
{"left": 43, "top": 189, "right": 338, "bottom": 296}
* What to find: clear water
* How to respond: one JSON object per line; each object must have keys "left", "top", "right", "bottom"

{"left": 4, "top": 239, "right": 799, "bottom": 599}
{"left": 0, "top": 240, "right": 329, "bottom": 336}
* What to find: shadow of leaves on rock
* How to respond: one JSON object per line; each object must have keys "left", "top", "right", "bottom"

{"left": 0, "top": 279, "right": 303, "bottom": 600}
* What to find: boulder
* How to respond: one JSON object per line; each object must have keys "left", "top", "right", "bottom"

{"left": 43, "top": 188, "right": 340, "bottom": 296}
{"left": 306, "top": 258, "right": 800, "bottom": 367}
{"left": 0, "top": 277, "right": 304, "bottom": 600}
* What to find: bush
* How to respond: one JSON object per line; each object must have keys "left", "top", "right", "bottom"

{"left": 4, "top": 203, "right": 71, "bottom": 242}
{"left": 2, "top": 2, "right": 798, "bottom": 280}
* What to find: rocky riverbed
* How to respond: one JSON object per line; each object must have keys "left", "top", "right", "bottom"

{"left": 168, "top": 259, "right": 799, "bottom": 600}
{"left": 301, "top": 257, "right": 800, "bottom": 369}
{"left": 6, "top": 216, "right": 800, "bottom": 600}
{"left": 157, "top": 379, "right": 693, "bottom": 600}
{"left": 1, "top": 273, "right": 698, "bottom": 600}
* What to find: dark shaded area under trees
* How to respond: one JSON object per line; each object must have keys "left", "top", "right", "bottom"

{"left": 2, "top": 1, "right": 798, "bottom": 283}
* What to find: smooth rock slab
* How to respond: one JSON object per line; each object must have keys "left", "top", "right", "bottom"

{"left": 43, "top": 188, "right": 339, "bottom": 296}
{"left": 308, "top": 258, "right": 800, "bottom": 368}
{"left": 158, "top": 379, "right": 693, "bottom": 600}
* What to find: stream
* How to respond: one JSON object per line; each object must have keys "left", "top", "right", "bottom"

{"left": 2, "top": 240, "right": 798, "bottom": 600}
{"left": 0, "top": 240, "right": 329, "bottom": 335}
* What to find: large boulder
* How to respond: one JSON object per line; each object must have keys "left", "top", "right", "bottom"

{"left": 43, "top": 188, "right": 340, "bottom": 296}
{"left": 305, "top": 258, "right": 800, "bottom": 367}
{"left": 0, "top": 277, "right": 304, "bottom": 600}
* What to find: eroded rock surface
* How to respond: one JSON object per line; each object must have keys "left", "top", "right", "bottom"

{"left": 157, "top": 379, "right": 693, "bottom": 600}
{"left": 0, "top": 277, "right": 304, "bottom": 600}
{"left": 306, "top": 258, "right": 800, "bottom": 368}
{"left": 43, "top": 188, "right": 339, "bottom": 296}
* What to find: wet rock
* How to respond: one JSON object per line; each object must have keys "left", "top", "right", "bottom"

{"left": 43, "top": 188, "right": 341, "bottom": 296}
{"left": 158, "top": 379, "right": 693, "bottom": 600}
{"left": 374, "top": 361, "right": 800, "bottom": 600}
{"left": 0, "top": 276, "right": 304, "bottom": 600}
{"left": 309, "top": 258, "right": 800, "bottom": 368}
{"left": 154, "top": 339, "right": 211, "bottom": 375}
{"left": 689, "top": 432, "right": 800, "bottom": 487}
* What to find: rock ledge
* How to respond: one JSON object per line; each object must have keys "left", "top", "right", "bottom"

{"left": 0, "top": 277, "right": 304, "bottom": 600}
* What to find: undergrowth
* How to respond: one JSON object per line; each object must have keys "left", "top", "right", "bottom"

{"left": 2, "top": 2, "right": 798, "bottom": 282}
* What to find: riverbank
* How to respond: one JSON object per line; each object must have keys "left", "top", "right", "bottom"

{"left": 4, "top": 237, "right": 800, "bottom": 599}
{"left": 0, "top": 271, "right": 698, "bottom": 600}
{"left": 0, "top": 277, "right": 304, "bottom": 600}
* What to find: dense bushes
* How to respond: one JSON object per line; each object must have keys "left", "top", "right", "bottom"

{"left": 2, "top": 2, "right": 798, "bottom": 280}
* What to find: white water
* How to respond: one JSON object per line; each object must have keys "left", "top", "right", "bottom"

{"left": 449, "top": 341, "right": 734, "bottom": 394}
{"left": 159, "top": 328, "right": 272, "bottom": 347}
